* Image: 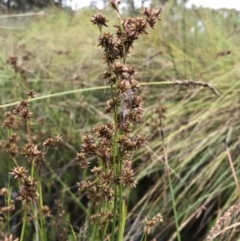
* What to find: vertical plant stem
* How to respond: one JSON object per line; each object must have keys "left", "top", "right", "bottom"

{"left": 33, "top": 201, "right": 39, "bottom": 241}
{"left": 20, "top": 206, "right": 27, "bottom": 241}
{"left": 225, "top": 141, "right": 240, "bottom": 198}
{"left": 160, "top": 117, "right": 181, "bottom": 241}
{"left": 117, "top": 193, "right": 126, "bottom": 241}
{"left": 111, "top": 186, "right": 118, "bottom": 241}
{"left": 38, "top": 177, "right": 47, "bottom": 241}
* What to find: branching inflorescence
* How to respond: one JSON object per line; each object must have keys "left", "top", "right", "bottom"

{"left": 77, "top": 1, "right": 163, "bottom": 239}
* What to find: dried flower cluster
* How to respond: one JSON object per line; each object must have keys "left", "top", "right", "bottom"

{"left": 0, "top": 188, "right": 17, "bottom": 240}
{"left": 10, "top": 167, "right": 39, "bottom": 205}
{"left": 143, "top": 213, "right": 163, "bottom": 234}
{"left": 1, "top": 1, "right": 163, "bottom": 240}
{"left": 89, "top": 210, "right": 114, "bottom": 228}
{"left": 0, "top": 188, "right": 15, "bottom": 214}
{"left": 0, "top": 234, "right": 19, "bottom": 241}
{"left": 0, "top": 90, "right": 62, "bottom": 240}
{"left": 207, "top": 203, "right": 240, "bottom": 240}
{"left": 76, "top": 1, "right": 162, "bottom": 239}
{"left": 6, "top": 56, "right": 26, "bottom": 79}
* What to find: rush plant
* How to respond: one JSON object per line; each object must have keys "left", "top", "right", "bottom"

{"left": 0, "top": 1, "right": 163, "bottom": 241}
{"left": 76, "top": 1, "right": 163, "bottom": 240}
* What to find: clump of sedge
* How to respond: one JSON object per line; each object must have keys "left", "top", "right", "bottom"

{"left": 1, "top": 89, "right": 61, "bottom": 240}
{"left": 77, "top": 1, "right": 162, "bottom": 239}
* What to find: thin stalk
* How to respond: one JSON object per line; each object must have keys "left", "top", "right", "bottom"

{"left": 117, "top": 192, "right": 126, "bottom": 241}
{"left": 160, "top": 117, "right": 181, "bottom": 241}
{"left": 0, "top": 80, "right": 219, "bottom": 109}
{"left": 102, "top": 219, "right": 109, "bottom": 240}
{"left": 38, "top": 176, "right": 47, "bottom": 241}
{"left": 167, "top": 173, "right": 181, "bottom": 241}
{"left": 140, "top": 233, "right": 147, "bottom": 241}
{"left": 111, "top": 186, "right": 118, "bottom": 241}
{"left": 69, "top": 223, "right": 77, "bottom": 241}
{"left": 19, "top": 206, "right": 27, "bottom": 241}
{"left": 33, "top": 201, "right": 39, "bottom": 241}
{"left": 111, "top": 81, "right": 120, "bottom": 241}
{"left": 92, "top": 203, "right": 102, "bottom": 240}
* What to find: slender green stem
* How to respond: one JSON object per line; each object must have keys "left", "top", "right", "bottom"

{"left": 102, "top": 218, "right": 109, "bottom": 240}
{"left": 1, "top": 81, "right": 209, "bottom": 109}
{"left": 38, "top": 176, "right": 47, "bottom": 241}
{"left": 33, "top": 201, "right": 39, "bottom": 241}
{"left": 168, "top": 173, "right": 181, "bottom": 241}
{"left": 20, "top": 206, "right": 27, "bottom": 241}
{"left": 140, "top": 233, "right": 147, "bottom": 241}
{"left": 111, "top": 186, "right": 118, "bottom": 241}
{"left": 160, "top": 116, "right": 181, "bottom": 241}
{"left": 117, "top": 190, "right": 126, "bottom": 241}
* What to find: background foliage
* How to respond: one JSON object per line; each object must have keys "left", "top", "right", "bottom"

{"left": 1, "top": 1, "right": 240, "bottom": 240}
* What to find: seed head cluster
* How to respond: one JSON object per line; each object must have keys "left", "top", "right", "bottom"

{"left": 76, "top": 1, "right": 162, "bottom": 237}
{"left": 0, "top": 90, "right": 61, "bottom": 240}
{"left": 143, "top": 213, "right": 163, "bottom": 234}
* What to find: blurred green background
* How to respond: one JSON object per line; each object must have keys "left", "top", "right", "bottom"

{"left": 1, "top": 1, "right": 240, "bottom": 240}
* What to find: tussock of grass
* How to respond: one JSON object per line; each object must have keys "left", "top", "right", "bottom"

{"left": 1, "top": 2, "right": 240, "bottom": 240}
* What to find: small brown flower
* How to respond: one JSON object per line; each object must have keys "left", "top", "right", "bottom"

{"left": 6, "top": 56, "right": 18, "bottom": 65}
{"left": 91, "top": 166, "right": 102, "bottom": 176}
{"left": 132, "top": 17, "right": 148, "bottom": 35}
{"left": 98, "top": 32, "right": 114, "bottom": 49}
{"left": 119, "top": 167, "right": 137, "bottom": 187}
{"left": 93, "top": 123, "right": 114, "bottom": 140}
{"left": 10, "top": 166, "right": 28, "bottom": 179}
{"left": 8, "top": 133, "right": 20, "bottom": 143}
{"left": 2, "top": 112, "right": 16, "bottom": 129}
{"left": 3, "top": 234, "right": 19, "bottom": 241}
{"left": 13, "top": 100, "right": 29, "bottom": 114}
{"left": 91, "top": 13, "right": 108, "bottom": 30}
{"left": 21, "top": 144, "right": 45, "bottom": 165}
{"left": 0, "top": 188, "right": 9, "bottom": 197}
{"left": 19, "top": 108, "right": 32, "bottom": 121}
{"left": 104, "top": 98, "right": 120, "bottom": 114}
{"left": 95, "top": 145, "right": 112, "bottom": 164}
{"left": 17, "top": 176, "right": 39, "bottom": 205}
{"left": 101, "top": 185, "right": 114, "bottom": 202}
{"left": 100, "top": 170, "right": 114, "bottom": 184}
{"left": 43, "top": 138, "right": 55, "bottom": 147}
{"left": 42, "top": 205, "right": 51, "bottom": 217}
{"left": 0, "top": 202, "right": 15, "bottom": 213}
{"left": 143, "top": 213, "right": 163, "bottom": 234}
{"left": 55, "top": 134, "right": 63, "bottom": 142}
{"left": 109, "top": 0, "right": 121, "bottom": 13}
{"left": 135, "top": 136, "right": 147, "bottom": 149}
{"left": 81, "top": 135, "right": 96, "bottom": 155}
{"left": 76, "top": 152, "right": 86, "bottom": 160}
{"left": 26, "top": 90, "right": 36, "bottom": 98}
{"left": 79, "top": 159, "right": 90, "bottom": 169}
{"left": 102, "top": 70, "right": 112, "bottom": 80}
{"left": 142, "top": 8, "right": 162, "bottom": 29}
{"left": 118, "top": 136, "right": 136, "bottom": 152}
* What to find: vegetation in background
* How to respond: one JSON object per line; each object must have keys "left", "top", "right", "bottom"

{"left": 0, "top": 1, "right": 240, "bottom": 241}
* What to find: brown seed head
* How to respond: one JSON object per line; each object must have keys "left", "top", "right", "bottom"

{"left": 42, "top": 205, "right": 51, "bottom": 217}
{"left": 43, "top": 138, "right": 55, "bottom": 147}
{"left": 10, "top": 166, "right": 28, "bottom": 179}
{"left": 26, "top": 90, "right": 36, "bottom": 98}
{"left": 119, "top": 167, "right": 137, "bottom": 187}
{"left": 0, "top": 188, "right": 9, "bottom": 197}
{"left": 91, "top": 13, "right": 108, "bottom": 29}
{"left": 109, "top": 0, "right": 121, "bottom": 13}
{"left": 142, "top": 8, "right": 162, "bottom": 29}
{"left": 2, "top": 112, "right": 16, "bottom": 129}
